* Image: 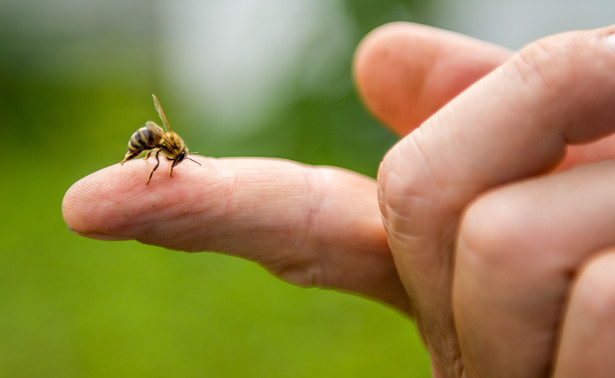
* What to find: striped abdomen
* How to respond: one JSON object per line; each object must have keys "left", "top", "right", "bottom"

{"left": 128, "top": 123, "right": 162, "bottom": 152}
{"left": 121, "top": 122, "right": 164, "bottom": 164}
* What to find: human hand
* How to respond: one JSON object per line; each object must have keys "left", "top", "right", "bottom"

{"left": 61, "top": 23, "right": 509, "bottom": 313}
{"left": 62, "top": 22, "right": 615, "bottom": 377}
{"left": 354, "top": 23, "right": 615, "bottom": 377}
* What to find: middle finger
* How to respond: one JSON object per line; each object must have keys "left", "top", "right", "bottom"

{"left": 456, "top": 160, "right": 615, "bottom": 377}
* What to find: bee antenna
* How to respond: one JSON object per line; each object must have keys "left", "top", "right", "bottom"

{"left": 186, "top": 157, "right": 202, "bottom": 166}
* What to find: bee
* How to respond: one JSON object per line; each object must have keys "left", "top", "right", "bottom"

{"left": 121, "top": 94, "right": 201, "bottom": 184}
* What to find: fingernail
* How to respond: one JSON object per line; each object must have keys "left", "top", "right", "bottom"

{"left": 68, "top": 226, "right": 131, "bottom": 241}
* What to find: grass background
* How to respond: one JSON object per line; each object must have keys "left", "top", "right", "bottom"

{"left": 0, "top": 0, "right": 433, "bottom": 376}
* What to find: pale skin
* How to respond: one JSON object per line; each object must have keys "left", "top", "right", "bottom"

{"left": 62, "top": 23, "right": 615, "bottom": 377}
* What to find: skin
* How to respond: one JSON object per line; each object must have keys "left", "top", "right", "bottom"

{"left": 63, "top": 22, "right": 615, "bottom": 377}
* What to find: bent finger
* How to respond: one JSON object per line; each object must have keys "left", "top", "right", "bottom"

{"left": 553, "top": 249, "right": 615, "bottom": 378}
{"left": 62, "top": 157, "right": 410, "bottom": 312}
{"left": 353, "top": 22, "right": 511, "bottom": 135}
{"left": 353, "top": 22, "right": 615, "bottom": 168}
{"left": 456, "top": 161, "right": 615, "bottom": 377}
{"left": 378, "top": 26, "right": 615, "bottom": 376}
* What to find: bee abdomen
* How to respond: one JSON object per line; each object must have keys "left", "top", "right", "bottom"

{"left": 128, "top": 125, "right": 160, "bottom": 151}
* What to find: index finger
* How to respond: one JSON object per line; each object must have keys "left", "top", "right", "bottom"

{"left": 62, "top": 157, "right": 410, "bottom": 311}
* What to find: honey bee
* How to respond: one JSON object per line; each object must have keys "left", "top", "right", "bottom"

{"left": 121, "top": 94, "right": 200, "bottom": 184}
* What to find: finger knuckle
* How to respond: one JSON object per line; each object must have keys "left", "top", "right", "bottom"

{"left": 509, "top": 39, "right": 561, "bottom": 94}
{"left": 504, "top": 30, "right": 607, "bottom": 107}
{"left": 458, "top": 190, "right": 537, "bottom": 272}
{"left": 378, "top": 132, "right": 440, "bottom": 237}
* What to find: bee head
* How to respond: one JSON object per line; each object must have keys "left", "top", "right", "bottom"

{"left": 176, "top": 149, "right": 186, "bottom": 163}
{"left": 176, "top": 144, "right": 191, "bottom": 163}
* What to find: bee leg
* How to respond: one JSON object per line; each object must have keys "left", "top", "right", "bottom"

{"left": 169, "top": 159, "right": 177, "bottom": 178}
{"left": 146, "top": 149, "right": 161, "bottom": 185}
{"left": 144, "top": 150, "right": 152, "bottom": 160}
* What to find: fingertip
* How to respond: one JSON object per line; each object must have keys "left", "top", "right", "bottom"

{"left": 62, "top": 156, "right": 232, "bottom": 250}
{"left": 62, "top": 159, "right": 195, "bottom": 238}
{"left": 353, "top": 22, "right": 432, "bottom": 132}
{"left": 62, "top": 171, "right": 98, "bottom": 234}
{"left": 353, "top": 22, "right": 510, "bottom": 135}
{"left": 62, "top": 163, "right": 133, "bottom": 238}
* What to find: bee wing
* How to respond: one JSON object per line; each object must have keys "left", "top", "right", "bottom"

{"left": 152, "top": 94, "right": 172, "bottom": 132}
{"left": 160, "top": 133, "right": 175, "bottom": 146}
{"left": 143, "top": 120, "right": 173, "bottom": 146}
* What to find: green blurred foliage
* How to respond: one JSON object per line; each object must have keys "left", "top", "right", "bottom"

{"left": 0, "top": 0, "right": 431, "bottom": 376}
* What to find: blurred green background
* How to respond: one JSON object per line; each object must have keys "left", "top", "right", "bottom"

{"left": 4, "top": 0, "right": 613, "bottom": 376}
{"left": 1, "top": 0, "right": 433, "bottom": 377}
